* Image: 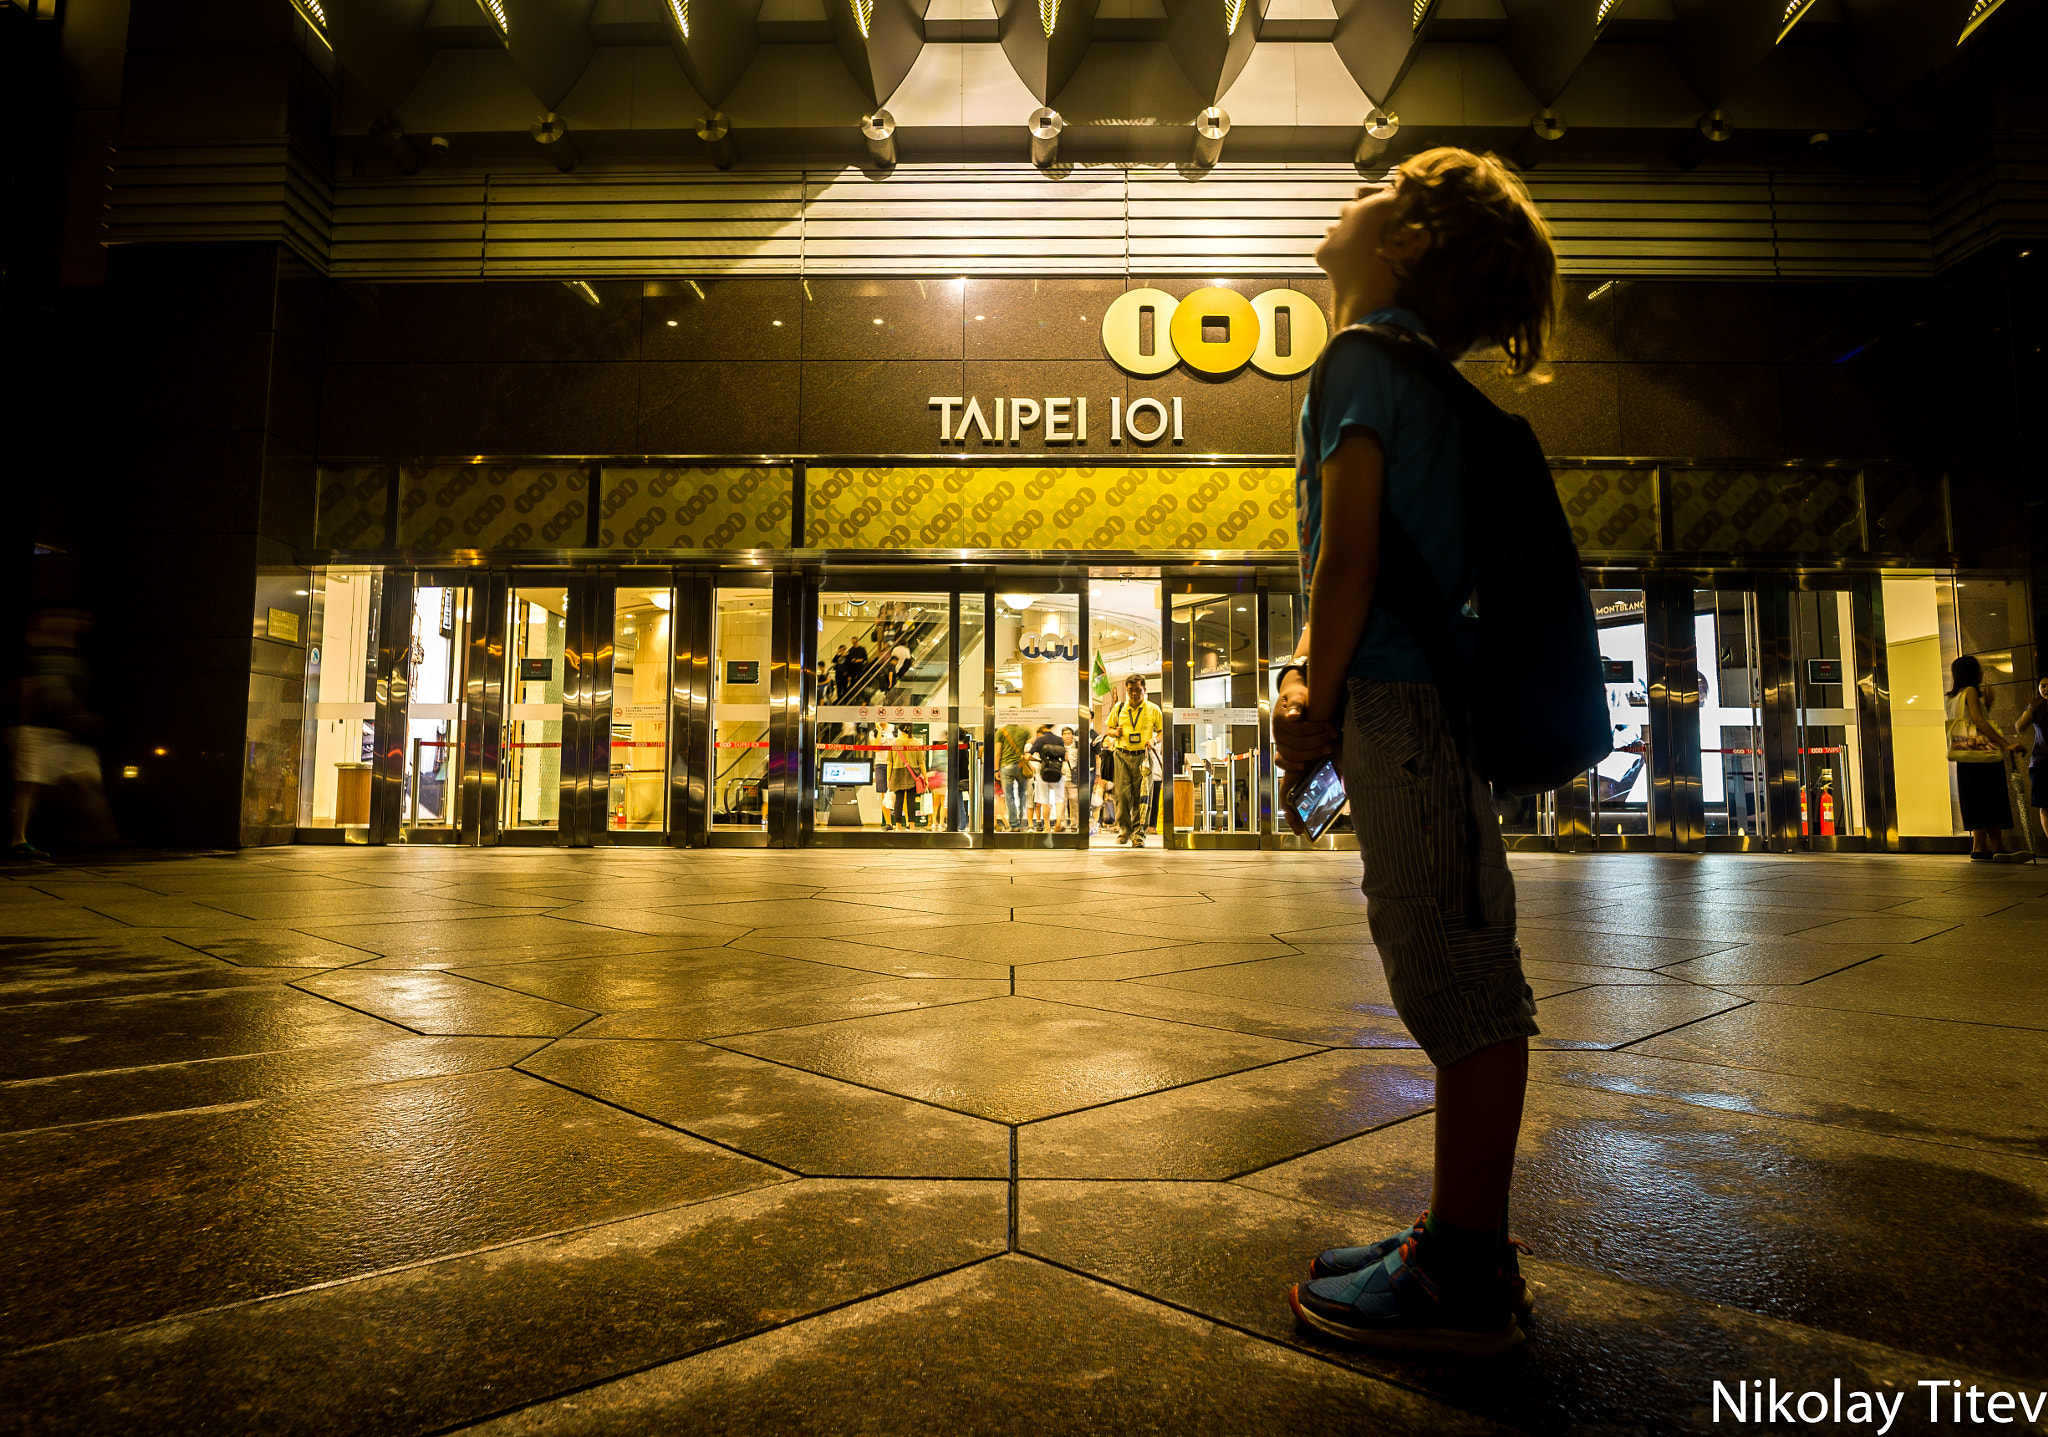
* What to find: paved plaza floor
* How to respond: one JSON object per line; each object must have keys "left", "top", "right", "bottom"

{"left": 2, "top": 845, "right": 2045, "bottom": 1435}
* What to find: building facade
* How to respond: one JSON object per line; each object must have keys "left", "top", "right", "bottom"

{"left": 9, "top": 0, "right": 2045, "bottom": 856}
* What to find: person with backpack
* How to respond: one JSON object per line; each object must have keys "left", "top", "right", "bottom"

{"left": 1026, "top": 723, "right": 1066, "bottom": 833}
{"left": 996, "top": 720, "right": 1032, "bottom": 831}
{"left": 1105, "top": 672, "right": 1162, "bottom": 847}
{"left": 1273, "top": 149, "right": 1603, "bottom": 1357}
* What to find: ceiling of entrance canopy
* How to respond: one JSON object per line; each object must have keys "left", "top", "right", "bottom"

{"left": 321, "top": 0, "right": 2023, "bottom": 165}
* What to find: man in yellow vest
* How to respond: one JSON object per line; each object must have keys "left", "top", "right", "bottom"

{"left": 1106, "top": 672, "right": 1163, "bottom": 846}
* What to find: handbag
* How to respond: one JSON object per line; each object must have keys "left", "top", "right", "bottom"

{"left": 916, "top": 768, "right": 943, "bottom": 794}
{"left": 1947, "top": 687, "right": 2004, "bottom": 763}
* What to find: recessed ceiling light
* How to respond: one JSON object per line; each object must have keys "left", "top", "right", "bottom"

{"left": 666, "top": 320, "right": 678, "bottom": 327}
{"left": 975, "top": 315, "right": 985, "bottom": 321}
{"left": 772, "top": 319, "right": 783, "bottom": 326}
{"left": 873, "top": 318, "right": 884, "bottom": 325}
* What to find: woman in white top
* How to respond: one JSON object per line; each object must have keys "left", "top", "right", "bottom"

{"left": 1945, "top": 654, "right": 2027, "bottom": 862}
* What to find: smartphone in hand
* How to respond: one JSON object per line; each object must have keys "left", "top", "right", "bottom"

{"left": 1284, "top": 758, "right": 1349, "bottom": 840}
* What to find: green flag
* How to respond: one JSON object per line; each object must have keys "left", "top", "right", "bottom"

{"left": 1091, "top": 650, "right": 1112, "bottom": 698}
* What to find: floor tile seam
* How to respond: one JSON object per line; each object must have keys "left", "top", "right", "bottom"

{"left": 0, "top": 1043, "right": 561, "bottom": 1137}
{"left": 518, "top": 1062, "right": 823, "bottom": 1175}
{"left": 1009, "top": 1127, "right": 1020, "bottom": 1252}
{"left": 690, "top": 1030, "right": 1024, "bottom": 1126}
{"left": 1710, "top": 993, "right": 2048, "bottom": 1034}
{"left": 1010, "top": 980, "right": 1398, "bottom": 1036}
{"left": 1009, "top": 1048, "right": 1342, "bottom": 1130}
{"left": 1071, "top": 949, "right": 1347, "bottom": 983}
{"left": 1, "top": 1174, "right": 851, "bottom": 1361}
{"left": 1600, "top": 997, "right": 1755, "bottom": 1053}
{"left": 1197, "top": 1105, "right": 1445, "bottom": 1185}
{"left": 281, "top": 979, "right": 441, "bottom": 1037}
{"left": 417, "top": 1251, "right": 1017, "bottom": 1437}
{"left": 576, "top": 987, "right": 1012, "bottom": 1043}
{"left": 1791, "top": 952, "right": 1886, "bottom": 985}
{"left": 423, "top": 968, "right": 602, "bottom": 1018}
{"left": 1518, "top": 1067, "right": 2048, "bottom": 1163}
{"left": 1001, "top": 1249, "right": 1490, "bottom": 1419}
{"left": 0, "top": 1030, "right": 477, "bottom": 1087}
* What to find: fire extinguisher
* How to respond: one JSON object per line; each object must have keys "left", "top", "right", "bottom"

{"left": 1800, "top": 785, "right": 1809, "bottom": 836}
{"left": 1818, "top": 767, "right": 1836, "bottom": 836}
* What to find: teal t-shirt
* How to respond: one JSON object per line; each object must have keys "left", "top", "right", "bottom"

{"left": 1294, "top": 307, "right": 1473, "bottom": 683}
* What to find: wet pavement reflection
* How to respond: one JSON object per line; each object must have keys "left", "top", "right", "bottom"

{"left": 2, "top": 847, "right": 2044, "bottom": 1433}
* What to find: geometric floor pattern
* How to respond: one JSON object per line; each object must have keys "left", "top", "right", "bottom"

{"left": 3, "top": 846, "right": 2045, "bottom": 1434}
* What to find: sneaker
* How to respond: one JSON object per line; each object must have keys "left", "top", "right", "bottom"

{"left": 1311, "top": 1214, "right": 1535, "bottom": 1318}
{"left": 7, "top": 841, "right": 53, "bottom": 862}
{"left": 1289, "top": 1233, "right": 1524, "bottom": 1357}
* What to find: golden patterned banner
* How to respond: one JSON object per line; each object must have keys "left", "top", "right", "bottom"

{"left": 803, "top": 466, "right": 1296, "bottom": 552}
{"left": 1556, "top": 468, "right": 1658, "bottom": 553}
{"left": 396, "top": 463, "right": 593, "bottom": 549}
{"left": 599, "top": 466, "right": 794, "bottom": 549}
{"left": 313, "top": 465, "right": 392, "bottom": 550}
{"left": 1669, "top": 468, "right": 1860, "bottom": 553}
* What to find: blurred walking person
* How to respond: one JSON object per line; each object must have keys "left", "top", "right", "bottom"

{"left": 6, "top": 609, "right": 117, "bottom": 860}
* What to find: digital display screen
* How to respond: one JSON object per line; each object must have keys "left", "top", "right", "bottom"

{"left": 1290, "top": 759, "right": 1349, "bottom": 840}
{"left": 822, "top": 761, "right": 872, "bottom": 786}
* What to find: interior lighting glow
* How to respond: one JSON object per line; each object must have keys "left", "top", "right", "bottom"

{"left": 1957, "top": 0, "right": 2004, "bottom": 42}
{"left": 1039, "top": 0, "right": 1058, "bottom": 35}
{"left": 291, "top": 0, "right": 332, "bottom": 47}
{"left": 669, "top": 0, "right": 688, "bottom": 37}
{"left": 851, "top": 0, "right": 874, "bottom": 36}
{"left": 1594, "top": 0, "right": 1618, "bottom": 24}
{"left": 1224, "top": 0, "right": 1247, "bottom": 33}
{"left": 474, "top": 0, "right": 508, "bottom": 34}
{"left": 1776, "top": 0, "right": 1818, "bottom": 40}
{"left": 1412, "top": 0, "right": 1430, "bottom": 29}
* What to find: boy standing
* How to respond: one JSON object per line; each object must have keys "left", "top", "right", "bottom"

{"left": 1274, "top": 148, "right": 1560, "bottom": 1356}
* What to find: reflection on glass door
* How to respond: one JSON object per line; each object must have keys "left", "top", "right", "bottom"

{"left": 1792, "top": 589, "right": 1863, "bottom": 842}
{"left": 816, "top": 591, "right": 953, "bottom": 833}
{"left": 1590, "top": 588, "right": 1651, "bottom": 837}
{"left": 503, "top": 586, "right": 565, "bottom": 833}
{"left": 300, "top": 568, "right": 383, "bottom": 836}
{"left": 957, "top": 595, "right": 984, "bottom": 835}
{"left": 1169, "top": 592, "right": 1258, "bottom": 842}
{"left": 1089, "top": 578, "right": 1162, "bottom": 843}
{"left": 712, "top": 587, "right": 772, "bottom": 834}
{"left": 608, "top": 582, "right": 672, "bottom": 835}
{"left": 1699, "top": 588, "right": 1767, "bottom": 840}
{"left": 404, "top": 578, "right": 470, "bottom": 836}
{"left": 991, "top": 591, "right": 1083, "bottom": 841}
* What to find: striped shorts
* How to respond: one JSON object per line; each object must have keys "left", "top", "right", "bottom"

{"left": 1341, "top": 677, "right": 1539, "bottom": 1067}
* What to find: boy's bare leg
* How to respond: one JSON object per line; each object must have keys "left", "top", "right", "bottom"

{"left": 1429, "top": 1037, "right": 1528, "bottom": 1231}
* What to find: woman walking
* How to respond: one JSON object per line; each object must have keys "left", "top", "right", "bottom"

{"left": 883, "top": 724, "right": 926, "bottom": 830}
{"left": 1945, "top": 655, "right": 2026, "bottom": 861}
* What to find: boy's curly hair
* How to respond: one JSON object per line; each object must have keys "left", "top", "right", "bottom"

{"left": 1383, "top": 148, "right": 1561, "bottom": 376}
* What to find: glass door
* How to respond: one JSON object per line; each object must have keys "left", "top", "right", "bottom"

{"left": 607, "top": 577, "right": 675, "bottom": 842}
{"left": 1088, "top": 577, "right": 1163, "bottom": 844}
{"left": 814, "top": 589, "right": 954, "bottom": 839}
{"left": 711, "top": 585, "right": 773, "bottom": 839}
{"left": 1790, "top": 586, "right": 1867, "bottom": 847}
{"left": 501, "top": 583, "right": 568, "bottom": 839}
{"left": 1589, "top": 588, "right": 1653, "bottom": 843}
{"left": 1167, "top": 587, "right": 1259, "bottom": 848}
{"left": 299, "top": 568, "right": 383, "bottom": 840}
{"left": 1698, "top": 587, "right": 1769, "bottom": 846}
{"left": 989, "top": 587, "right": 1086, "bottom": 847}
{"left": 400, "top": 575, "right": 472, "bottom": 841}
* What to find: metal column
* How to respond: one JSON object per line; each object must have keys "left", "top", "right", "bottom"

{"left": 1754, "top": 576, "right": 1804, "bottom": 851}
{"left": 766, "top": 569, "right": 812, "bottom": 848}
{"left": 368, "top": 571, "right": 415, "bottom": 844}
{"left": 673, "top": 573, "right": 714, "bottom": 847}
{"left": 461, "top": 572, "right": 507, "bottom": 846}
{"left": 1851, "top": 575, "right": 1899, "bottom": 851}
{"left": 1645, "top": 575, "right": 1704, "bottom": 851}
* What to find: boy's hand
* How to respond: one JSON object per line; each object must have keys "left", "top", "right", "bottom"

{"left": 1273, "top": 677, "right": 1336, "bottom": 774}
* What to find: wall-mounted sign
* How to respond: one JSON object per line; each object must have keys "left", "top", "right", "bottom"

{"left": 1102, "top": 287, "right": 1329, "bottom": 377}
{"left": 1602, "top": 659, "right": 1635, "bottom": 683}
{"left": 1807, "top": 658, "right": 1843, "bottom": 684}
{"left": 520, "top": 658, "right": 552, "bottom": 682}
{"left": 927, "top": 395, "right": 1183, "bottom": 446}
{"left": 726, "top": 659, "right": 761, "bottom": 685}
{"left": 265, "top": 607, "right": 301, "bottom": 643}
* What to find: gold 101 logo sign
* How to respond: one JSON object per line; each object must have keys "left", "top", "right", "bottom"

{"left": 1100, "top": 287, "right": 1328, "bottom": 377}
